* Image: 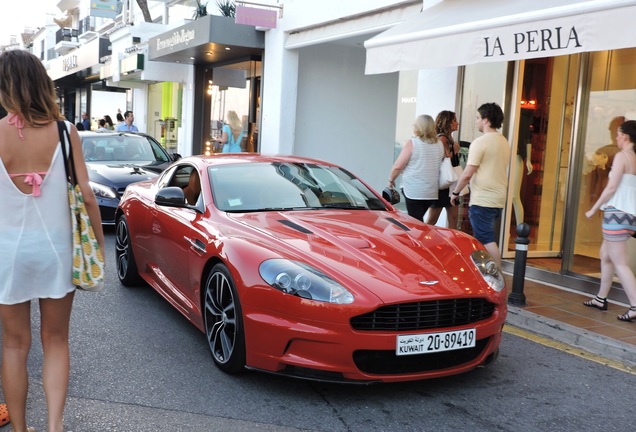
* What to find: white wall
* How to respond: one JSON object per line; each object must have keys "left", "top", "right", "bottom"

{"left": 294, "top": 43, "right": 399, "bottom": 192}
{"left": 416, "top": 67, "right": 459, "bottom": 118}
{"left": 91, "top": 91, "right": 127, "bottom": 124}
{"left": 261, "top": 27, "right": 299, "bottom": 155}
{"left": 281, "top": 0, "right": 418, "bottom": 31}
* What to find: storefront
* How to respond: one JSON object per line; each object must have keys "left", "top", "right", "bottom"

{"left": 148, "top": 15, "right": 264, "bottom": 156}
{"left": 365, "top": 0, "right": 636, "bottom": 302}
{"left": 48, "top": 37, "right": 111, "bottom": 125}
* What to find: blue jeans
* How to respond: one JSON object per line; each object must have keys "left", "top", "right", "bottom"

{"left": 469, "top": 205, "right": 502, "bottom": 245}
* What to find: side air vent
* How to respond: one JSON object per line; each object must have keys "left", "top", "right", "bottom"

{"left": 278, "top": 219, "right": 313, "bottom": 234}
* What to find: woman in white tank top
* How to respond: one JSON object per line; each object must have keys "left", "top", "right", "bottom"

{"left": 584, "top": 120, "right": 636, "bottom": 322}
{"left": 388, "top": 114, "right": 444, "bottom": 222}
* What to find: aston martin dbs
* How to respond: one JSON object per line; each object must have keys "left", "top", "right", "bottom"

{"left": 115, "top": 154, "right": 507, "bottom": 383}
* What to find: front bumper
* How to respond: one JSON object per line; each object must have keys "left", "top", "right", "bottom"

{"left": 242, "top": 304, "right": 507, "bottom": 383}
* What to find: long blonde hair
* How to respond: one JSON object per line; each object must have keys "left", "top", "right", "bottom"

{"left": 227, "top": 111, "right": 242, "bottom": 131}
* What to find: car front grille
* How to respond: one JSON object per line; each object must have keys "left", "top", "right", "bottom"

{"left": 350, "top": 298, "right": 496, "bottom": 331}
{"left": 353, "top": 337, "right": 489, "bottom": 375}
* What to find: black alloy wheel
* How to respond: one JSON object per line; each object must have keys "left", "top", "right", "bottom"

{"left": 115, "top": 216, "right": 143, "bottom": 286}
{"left": 203, "top": 264, "right": 246, "bottom": 373}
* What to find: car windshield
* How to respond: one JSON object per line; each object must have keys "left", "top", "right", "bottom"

{"left": 82, "top": 135, "right": 170, "bottom": 163}
{"left": 209, "top": 162, "right": 387, "bottom": 212}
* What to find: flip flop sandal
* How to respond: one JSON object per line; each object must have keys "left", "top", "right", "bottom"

{"left": 0, "top": 403, "right": 10, "bottom": 427}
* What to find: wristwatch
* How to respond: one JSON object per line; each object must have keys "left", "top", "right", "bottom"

{"left": 452, "top": 191, "right": 460, "bottom": 196}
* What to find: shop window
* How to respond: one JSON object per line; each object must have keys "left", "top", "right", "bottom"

{"left": 572, "top": 48, "right": 636, "bottom": 275}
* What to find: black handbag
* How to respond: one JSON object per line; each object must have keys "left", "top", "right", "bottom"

{"left": 382, "top": 187, "right": 401, "bottom": 205}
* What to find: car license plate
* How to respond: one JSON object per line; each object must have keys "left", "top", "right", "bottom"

{"left": 396, "top": 329, "right": 476, "bottom": 356}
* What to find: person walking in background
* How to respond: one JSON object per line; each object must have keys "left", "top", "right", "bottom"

{"left": 74, "top": 122, "right": 84, "bottom": 131}
{"left": 0, "top": 49, "right": 105, "bottom": 432}
{"left": 216, "top": 110, "right": 244, "bottom": 153}
{"left": 388, "top": 114, "right": 444, "bottom": 222}
{"left": 116, "top": 112, "right": 125, "bottom": 128}
{"left": 427, "top": 110, "right": 461, "bottom": 229}
{"left": 115, "top": 110, "right": 139, "bottom": 132}
{"left": 103, "top": 114, "right": 115, "bottom": 130}
{"left": 97, "top": 118, "right": 108, "bottom": 131}
{"left": 450, "top": 103, "right": 511, "bottom": 268}
{"left": 81, "top": 111, "right": 90, "bottom": 131}
{"left": 584, "top": 120, "right": 636, "bottom": 322}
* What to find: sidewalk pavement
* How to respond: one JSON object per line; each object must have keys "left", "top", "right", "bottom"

{"left": 502, "top": 274, "right": 636, "bottom": 370}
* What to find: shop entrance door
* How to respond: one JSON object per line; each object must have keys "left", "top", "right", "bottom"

{"left": 502, "top": 55, "right": 581, "bottom": 272}
{"left": 203, "top": 59, "right": 261, "bottom": 155}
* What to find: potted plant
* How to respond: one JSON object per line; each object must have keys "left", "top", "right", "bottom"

{"left": 216, "top": 0, "right": 235, "bottom": 17}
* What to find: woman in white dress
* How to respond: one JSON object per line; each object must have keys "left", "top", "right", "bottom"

{"left": 0, "top": 50, "right": 104, "bottom": 432}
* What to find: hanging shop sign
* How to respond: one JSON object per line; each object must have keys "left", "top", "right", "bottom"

{"left": 90, "top": 0, "right": 118, "bottom": 19}
{"left": 235, "top": 5, "right": 277, "bottom": 29}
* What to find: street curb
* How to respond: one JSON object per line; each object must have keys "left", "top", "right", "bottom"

{"left": 505, "top": 305, "right": 636, "bottom": 369}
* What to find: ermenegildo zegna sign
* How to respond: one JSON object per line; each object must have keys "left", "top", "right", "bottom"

{"left": 483, "top": 26, "right": 581, "bottom": 58}
{"left": 155, "top": 29, "right": 197, "bottom": 51}
{"left": 148, "top": 15, "right": 263, "bottom": 61}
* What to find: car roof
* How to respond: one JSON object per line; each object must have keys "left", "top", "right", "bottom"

{"left": 178, "top": 153, "right": 340, "bottom": 168}
{"left": 78, "top": 131, "right": 152, "bottom": 139}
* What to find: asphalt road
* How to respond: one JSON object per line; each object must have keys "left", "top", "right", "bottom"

{"left": 5, "top": 227, "right": 634, "bottom": 431}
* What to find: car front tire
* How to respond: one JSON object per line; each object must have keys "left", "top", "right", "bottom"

{"left": 203, "top": 264, "right": 246, "bottom": 374}
{"left": 115, "top": 215, "right": 143, "bottom": 286}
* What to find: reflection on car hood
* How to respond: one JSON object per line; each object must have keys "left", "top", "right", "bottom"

{"left": 87, "top": 162, "right": 159, "bottom": 185}
{"left": 227, "top": 210, "right": 486, "bottom": 302}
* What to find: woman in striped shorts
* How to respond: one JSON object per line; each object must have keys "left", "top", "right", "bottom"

{"left": 584, "top": 120, "right": 636, "bottom": 322}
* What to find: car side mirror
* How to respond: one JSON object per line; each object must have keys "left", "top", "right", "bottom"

{"left": 155, "top": 186, "right": 187, "bottom": 207}
{"left": 171, "top": 153, "right": 182, "bottom": 161}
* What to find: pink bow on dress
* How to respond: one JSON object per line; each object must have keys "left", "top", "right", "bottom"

{"left": 23, "top": 173, "right": 44, "bottom": 197}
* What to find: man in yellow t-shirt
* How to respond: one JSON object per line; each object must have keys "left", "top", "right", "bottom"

{"left": 450, "top": 103, "right": 511, "bottom": 267}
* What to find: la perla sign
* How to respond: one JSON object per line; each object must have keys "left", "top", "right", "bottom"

{"left": 62, "top": 55, "right": 78, "bottom": 71}
{"left": 483, "top": 26, "right": 582, "bottom": 58}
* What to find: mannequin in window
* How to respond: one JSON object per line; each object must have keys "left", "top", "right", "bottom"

{"left": 590, "top": 116, "right": 625, "bottom": 203}
{"left": 512, "top": 141, "right": 533, "bottom": 225}
{"left": 513, "top": 109, "right": 535, "bottom": 225}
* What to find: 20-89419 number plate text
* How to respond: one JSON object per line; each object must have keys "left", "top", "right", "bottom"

{"left": 396, "top": 329, "right": 476, "bottom": 356}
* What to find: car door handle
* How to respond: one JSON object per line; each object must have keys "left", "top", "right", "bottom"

{"left": 184, "top": 236, "right": 206, "bottom": 254}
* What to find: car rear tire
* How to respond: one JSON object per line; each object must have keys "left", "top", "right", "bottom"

{"left": 115, "top": 215, "right": 143, "bottom": 286}
{"left": 203, "top": 264, "right": 246, "bottom": 374}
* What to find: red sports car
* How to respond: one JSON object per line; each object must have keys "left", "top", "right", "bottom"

{"left": 115, "top": 154, "right": 507, "bottom": 383}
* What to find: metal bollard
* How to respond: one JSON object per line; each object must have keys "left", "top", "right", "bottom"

{"left": 508, "top": 223, "right": 530, "bottom": 306}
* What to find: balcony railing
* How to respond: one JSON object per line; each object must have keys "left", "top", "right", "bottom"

{"left": 55, "top": 28, "right": 79, "bottom": 44}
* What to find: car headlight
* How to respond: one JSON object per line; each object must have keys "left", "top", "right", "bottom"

{"left": 470, "top": 250, "right": 505, "bottom": 292}
{"left": 89, "top": 181, "right": 117, "bottom": 199}
{"left": 259, "top": 259, "right": 354, "bottom": 304}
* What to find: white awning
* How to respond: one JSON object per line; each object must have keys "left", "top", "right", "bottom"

{"left": 365, "top": 0, "right": 636, "bottom": 74}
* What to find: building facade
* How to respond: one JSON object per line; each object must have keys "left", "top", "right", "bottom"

{"left": 259, "top": 0, "right": 636, "bottom": 303}
{"left": 7, "top": 0, "right": 636, "bottom": 302}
